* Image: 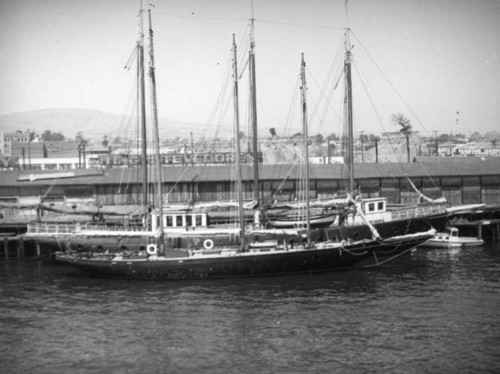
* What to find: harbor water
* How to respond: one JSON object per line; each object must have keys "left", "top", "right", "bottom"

{"left": 1, "top": 242, "right": 499, "bottom": 373}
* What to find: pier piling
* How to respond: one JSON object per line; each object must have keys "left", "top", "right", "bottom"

{"left": 3, "top": 236, "right": 8, "bottom": 260}
{"left": 494, "top": 222, "right": 500, "bottom": 243}
{"left": 17, "top": 237, "right": 24, "bottom": 259}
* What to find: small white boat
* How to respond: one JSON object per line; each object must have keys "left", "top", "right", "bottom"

{"left": 423, "top": 227, "right": 484, "bottom": 248}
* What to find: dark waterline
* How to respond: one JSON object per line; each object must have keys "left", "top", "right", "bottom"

{"left": 1, "top": 242, "right": 500, "bottom": 373}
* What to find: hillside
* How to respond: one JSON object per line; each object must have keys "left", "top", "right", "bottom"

{"left": 2, "top": 109, "right": 498, "bottom": 164}
{"left": 0, "top": 108, "right": 228, "bottom": 141}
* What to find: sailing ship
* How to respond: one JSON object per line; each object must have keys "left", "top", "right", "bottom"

{"left": 260, "top": 14, "right": 448, "bottom": 239}
{"left": 56, "top": 34, "right": 437, "bottom": 279}
{"left": 39, "top": 4, "right": 438, "bottom": 276}
{"left": 22, "top": 7, "right": 251, "bottom": 253}
{"left": 56, "top": 29, "right": 383, "bottom": 278}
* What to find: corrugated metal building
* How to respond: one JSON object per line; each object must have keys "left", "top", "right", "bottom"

{"left": 0, "top": 157, "right": 499, "bottom": 207}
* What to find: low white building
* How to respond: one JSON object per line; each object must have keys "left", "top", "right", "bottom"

{"left": 8, "top": 140, "right": 107, "bottom": 170}
{"left": 21, "top": 157, "right": 81, "bottom": 170}
{"left": 1, "top": 130, "right": 29, "bottom": 156}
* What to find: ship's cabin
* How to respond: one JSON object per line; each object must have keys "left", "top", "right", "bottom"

{"left": 360, "top": 197, "right": 387, "bottom": 215}
{"left": 150, "top": 210, "right": 208, "bottom": 231}
{"left": 344, "top": 197, "right": 388, "bottom": 226}
{"left": 443, "top": 227, "right": 459, "bottom": 238}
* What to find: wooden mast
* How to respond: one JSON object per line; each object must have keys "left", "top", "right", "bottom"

{"left": 232, "top": 34, "right": 245, "bottom": 251}
{"left": 300, "top": 53, "right": 311, "bottom": 247}
{"left": 249, "top": 0, "right": 259, "bottom": 206}
{"left": 344, "top": 14, "right": 355, "bottom": 192}
{"left": 138, "top": 1, "right": 148, "bottom": 211}
{"left": 148, "top": 9, "right": 164, "bottom": 250}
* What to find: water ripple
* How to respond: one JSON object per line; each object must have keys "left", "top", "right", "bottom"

{"left": 1, "top": 243, "right": 500, "bottom": 373}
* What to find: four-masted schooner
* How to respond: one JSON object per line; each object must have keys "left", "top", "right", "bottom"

{"left": 22, "top": 4, "right": 441, "bottom": 278}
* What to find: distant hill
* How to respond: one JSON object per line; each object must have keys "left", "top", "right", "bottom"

{"left": 0, "top": 108, "right": 231, "bottom": 141}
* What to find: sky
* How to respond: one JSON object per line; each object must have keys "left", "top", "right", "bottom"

{"left": 1, "top": 0, "right": 499, "bottom": 139}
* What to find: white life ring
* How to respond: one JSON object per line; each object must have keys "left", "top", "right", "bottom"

{"left": 147, "top": 244, "right": 158, "bottom": 255}
{"left": 203, "top": 239, "right": 214, "bottom": 250}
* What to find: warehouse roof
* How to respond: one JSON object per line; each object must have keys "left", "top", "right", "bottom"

{"left": 0, "top": 156, "right": 499, "bottom": 188}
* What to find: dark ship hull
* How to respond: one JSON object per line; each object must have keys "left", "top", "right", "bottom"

{"left": 55, "top": 229, "right": 435, "bottom": 280}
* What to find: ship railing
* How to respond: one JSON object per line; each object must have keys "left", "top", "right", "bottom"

{"left": 27, "top": 222, "right": 146, "bottom": 234}
{"left": 27, "top": 223, "right": 77, "bottom": 234}
{"left": 390, "top": 204, "right": 446, "bottom": 221}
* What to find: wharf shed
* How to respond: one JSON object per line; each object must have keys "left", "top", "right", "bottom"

{"left": 0, "top": 157, "right": 499, "bottom": 208}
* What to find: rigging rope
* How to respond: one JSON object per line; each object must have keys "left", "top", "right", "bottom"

{"left": 350, "top": 30, "right": 432, "bottom": 137}
{"left": 356, "top": 56, "right": 440, "bottom": 188}
{"left": 163, "top": 43, "right": 238, "bottom": 209}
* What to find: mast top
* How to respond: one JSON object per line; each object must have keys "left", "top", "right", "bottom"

{"left": 345, "top": 0, "right": 350, "bottom": 28}
{"left": 249, "top": 0, "right": 256, "bottom": 47}
{"left": 344, "top": 0, "right": 353, "bottom": 56}
{"left": 137, "top": 0, "right": 145, "bottom": 44}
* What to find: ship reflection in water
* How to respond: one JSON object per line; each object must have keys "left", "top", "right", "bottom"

{"left": 1, "top": 241, "right": 499, "bottom": 373}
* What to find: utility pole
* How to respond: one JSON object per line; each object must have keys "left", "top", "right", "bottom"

{"left": 360, "top": 131, "right": 364, "bottom": 163}
{"left": 190, "top": 131, "right": 194, "bottom": 166}
{"left": 434, "top": 131, "right": 439, "bottom": 156}
{"left": 22, "top": 147, "right": 26, "bottom": 170}
{"left": 327, "top": 138, "right": 330, "bottom": 164}
{"left": 27, "top": 128, "right": 31, "bottom": 170}
{"left": 405, "top": 131, "right": 410, "bottom": 163}
{"left": 374, "top": 138, "right": 379, "bottom": 163}
{"left": 83, "top": 144, "right": 86, "bottom": 169}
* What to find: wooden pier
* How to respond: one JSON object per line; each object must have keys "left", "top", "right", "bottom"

{"left": 448, "top": 204, "right": 500, "bottom": 240}
{"left": 450, "top": 219, "right": 500, "bottom": 241}
{"left": 1, "top": 234, "right": 52, "bottom": 261}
